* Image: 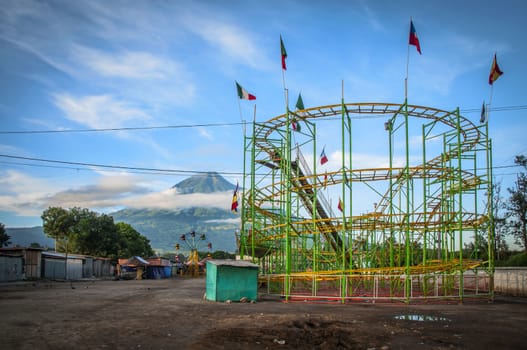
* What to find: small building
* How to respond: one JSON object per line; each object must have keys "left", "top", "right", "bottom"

{"left": 0, "top": 247, "right": 44, "bottom": 279}
{"left": 146, "top": 257, "right": 172, "bottom": 279}
{"left": 42, "top": 252, "right": 84, "bottom": 280}
{"left": 118, "top": 256, "right": 149, "bottom": 280}
{"left": 93, "top": 257, "right": 113, "bottom": 278}
{"left": 205, "top": 259, "right": 259, "bottom": 302}
{"left": 0, "top": 252, "right": 24, "bottom": 282}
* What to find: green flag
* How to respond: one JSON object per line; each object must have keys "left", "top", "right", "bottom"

{"left": 295, "top": 93, "right": 305, "bottom": 110}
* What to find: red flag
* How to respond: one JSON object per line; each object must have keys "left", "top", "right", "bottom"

{"left": 409, "top": 20, "right": 422, "bottom": 54}
{"left": 337, "top": 197, "right": 343, "bottom": 212}
{"left": 320, "top": 147, "right": 328, "bottom": 165}
{"left": 280, "top": 35, "right": 287, "bottom": 70}
{"left": 488, "top": 54, "right": 503, "bottom": 85}
{"left": 231, "top": 182, "right": 239, "bottom": 212}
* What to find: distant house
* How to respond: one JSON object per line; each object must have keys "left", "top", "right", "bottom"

{"left": 0, "top": 247, "right": 114, "bottom": 281}
{"left": 42, "top": 252, "right": 85, "bottom": 280}
{"left": 0, "top": 252, "right": 24, "bottom": 282}
{"left": 146, "top": 257, "right": 172, "bottom": 279}
{"left": 0, "top": 247, "right": 44, "bottom": 279}
{"left": 117, "top": 256, "right": 149, "bottom": 280}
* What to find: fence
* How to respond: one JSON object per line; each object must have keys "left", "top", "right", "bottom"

{"left": 260, "top": 271, "right": 493, "bottom": 303}
{"left": 494, "top": 267, "right": 527, "bottom": 297}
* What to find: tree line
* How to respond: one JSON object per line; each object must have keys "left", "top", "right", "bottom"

{"left": 40, "top": 207, "right": 153, "bottom": 260}
{"left": 490, "top": 155, "right": 527, "bottom": 264}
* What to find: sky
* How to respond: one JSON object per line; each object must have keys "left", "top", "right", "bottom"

{"left": 1, "top": 0, "right": 526, "bottom": 228}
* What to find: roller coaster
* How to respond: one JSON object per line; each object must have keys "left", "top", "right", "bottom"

{"left": 238, "top": 99, "right": 494, "bottom": 303}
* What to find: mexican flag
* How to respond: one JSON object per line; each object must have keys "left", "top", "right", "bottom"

{"left": 236, "top": 82, "right": 256, "bottom": 100}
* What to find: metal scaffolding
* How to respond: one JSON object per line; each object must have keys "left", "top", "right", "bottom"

{"left": 239, "top": 101, "right": 494, "bottom": 303}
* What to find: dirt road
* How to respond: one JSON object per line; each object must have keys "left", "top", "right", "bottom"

{"left": 1, "top": 277, "right": 526, "bottom": 349}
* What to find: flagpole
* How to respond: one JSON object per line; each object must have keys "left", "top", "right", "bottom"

{"left": 236, "top": 81, "right": 245, "bottom": 134}
{"left": 487, "top": 52, "right": 496, "bottom": 123}
{"left": 488, "top": 83, "right": 494, "bottom": 123}
{"left": 340, "top": 79, "right": 347, "bottom": 276}
{"left": 282, "top": 68, "right": 287, "bottom": 93}
{"left": 405, "top": 18, "right": 411, "bottom": 101}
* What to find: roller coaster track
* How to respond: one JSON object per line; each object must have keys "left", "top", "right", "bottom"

{"left": 246, "top": 102, "right": 486, "bottom": 264}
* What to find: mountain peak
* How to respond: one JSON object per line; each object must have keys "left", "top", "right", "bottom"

{"left": 172, "top": 172, "right": 236, "bottom": 194}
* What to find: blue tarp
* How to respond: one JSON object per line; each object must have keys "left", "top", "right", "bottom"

{"left": 146, "top": 266, "right": 172, "bottom": 279}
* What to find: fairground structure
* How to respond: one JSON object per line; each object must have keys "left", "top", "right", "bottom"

{"left": 238, "top": 96, "right": 494, "bottom": 303}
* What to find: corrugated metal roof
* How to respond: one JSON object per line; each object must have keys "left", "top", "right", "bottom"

{"left": 42, "top": 252, "right": 85, "bottom": 260}
{"left": 127, "top": 256, "right": 149, "bottom": 265}
{"left": 207, "top": 259, "right": 258, "bottom": 268}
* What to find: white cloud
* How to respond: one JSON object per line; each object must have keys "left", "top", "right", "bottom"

{"left": 198, "top": 127, "right": 213, "bottom": 140}
{"left": 0, "top": 170, "right": 60, "bottom": 216}
{"left": 121, "top": 188, "right": 231, "bottom": 211}
{"left": 183, "top": 15, "right": 271, "bottom": 70}
{"left": 53, "top": 93, "right": 150, "bottom": 129}
{"left": 72, "top": 45, "right": 180, "bottom": 80}
{"left": 0, "top": 170, "right": 232, "bottom": 219}
{"left": 205, "top": 218, "right": 240, "bottom": 225}
{"left": 358, "top": 1, "right": 386, "bottom": 32}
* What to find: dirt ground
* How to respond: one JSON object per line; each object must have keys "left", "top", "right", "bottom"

{"left": 1, "top": 277, "right": 526, "bottom": 350}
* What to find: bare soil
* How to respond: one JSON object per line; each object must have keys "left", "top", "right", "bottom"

{"left": 1, "top": 277, "right": 526, "bottom": 349}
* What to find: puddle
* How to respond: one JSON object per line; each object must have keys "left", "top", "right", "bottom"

{"left": 394, "top": 314, "right": 450, "bottom": 322}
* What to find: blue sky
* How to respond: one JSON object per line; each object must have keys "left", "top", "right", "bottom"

{"left": 1, "top": 0, "right": 526, "bottom": 228}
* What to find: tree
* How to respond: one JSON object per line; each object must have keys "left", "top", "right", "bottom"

{"left": 74, "top": 208, "right": 120, "bottom": 258}
{"left": 491, "top": 182, "right": 510, "bottom": 261}
{"left": 41, "top": 207, "right": 77, "bottom": 252}
{"left": 0, "top": 222, "right": 11, "bottom": 247}
{"left": 506, "top": 155, "right": 527, "bottom": 251}
{"left": 116, "top": 222, "right": 154, "bottom": 258}
{"left": 467, "top": 182, "right": 510, "bottom": 262}
{"left": 42, "top": 206, "right": 153, "bottom": 260}
{"left": 42, "top": 207, "right": 78, "bottom": 279}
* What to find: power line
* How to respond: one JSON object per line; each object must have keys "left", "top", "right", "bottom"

{"left": 1, "top": 104, "right": 526, "bottom": 135}
{"left": 0, "top": 154, "right": 244, "bottom": 176}
{"left": 0, "top": 121, "right": 246, "bottom": 135}
{"left": 0, "top": 160, "right": 196, "bottom": 177}
{"left": 0, "top": 154, "right": 523, "bottom": 178}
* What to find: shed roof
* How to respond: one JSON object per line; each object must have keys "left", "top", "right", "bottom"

{"left": 42, "top": 252, "right": 85, "bottom": 260}
{"left": 207, "top": 259, "right": 258, "bottom": 268}
{"left": 127, "top": 256, "right": 149, "bottom": 266}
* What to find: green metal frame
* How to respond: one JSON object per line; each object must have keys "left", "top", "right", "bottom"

{"left": 240, "top": 101, "right": 493, "bottom": 303}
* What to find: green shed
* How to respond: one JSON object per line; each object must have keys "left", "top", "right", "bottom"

{"left": 206, "top": 259, "right": 259, "bottom": 302}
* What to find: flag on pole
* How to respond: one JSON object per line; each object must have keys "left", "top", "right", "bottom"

{"left": 280, "top": 35, "right": 287, "bottom": 70}
{"left": 292, "top": 93, "right": 304, "bottom": 132}
{"left": 488, "top": 54, "right": 503, "bottom": 85}
{"left": 480, "top": 101, "right": 487, "bottom": 124}
{"left": 236, "top": 81, "right": 256, "bottom": 100}
{"left": 292, "top": 94, "right": 305, "bottom": 132}
{"left": 409, "top": 20, "right": 422, "bottom": 54}
{"left": 320, "top": 147, "right": 328, "bottom": 165}
{"left": 231, "top": 182, "right": 239, "bottom": 212}
{"left": 292, "top": 119, "right": 301, "bottom": 132}
{"left": 295, "top": 93, "right": 305, "bottom": 110}
{"left": 337, "top": 197, "right": 343, "bottom": 212}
